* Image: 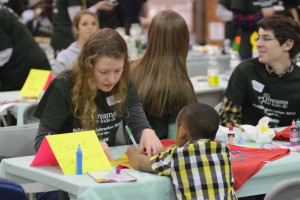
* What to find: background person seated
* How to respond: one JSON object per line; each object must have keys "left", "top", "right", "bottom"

{"left": 130, "top": 10, "right": 198, "bottom": 139}
{"left": 51, "top": 0, "right": 114, "bottom": 52}
{"left": 0, "top": 5, "right": 50, "bottom": 91}
{"left": 52, "top": 10, "right": 99, "bottom": 76}
{"left": 219, "top": 15, "right": 300, "bottom": 128}
{"left": 21, "top": 0, "right": 53, "bottom": 37}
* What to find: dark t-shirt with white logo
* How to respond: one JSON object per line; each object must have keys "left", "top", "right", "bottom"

{"left": 225, "top": 58, "right": 300, "bottom": 127}
{"left": 34, "top": 70, "right": 148, "bottom": 146}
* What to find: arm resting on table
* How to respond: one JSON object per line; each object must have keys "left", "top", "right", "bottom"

{"left": 34, "top": 123, "right": 57, "bottom": 152}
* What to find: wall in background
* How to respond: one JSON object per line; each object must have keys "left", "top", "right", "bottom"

{"left": 147, "top": 0, "right": 224, "bottom": 46}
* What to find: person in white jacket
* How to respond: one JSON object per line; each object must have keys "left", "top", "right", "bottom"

{"left": 52, "top": 10, "right": 99, "bottom": 76}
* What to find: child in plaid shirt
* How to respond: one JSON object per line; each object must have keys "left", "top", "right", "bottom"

{"left": 127, "top": 103, "right": 235, "bottom": 200}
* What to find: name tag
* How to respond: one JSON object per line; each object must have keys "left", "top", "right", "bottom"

{"left": 106, "top": 95, "right": 121, "bottom": 106}
{"left": 252, "top": 80, "right": 264, "bottom": 93}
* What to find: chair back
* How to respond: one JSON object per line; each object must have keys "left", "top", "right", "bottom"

{"left": 23, "top": 102, "right": 40, "bottom": 124}
{"left": 0, "top": 123, "right": 38, "bottom": 161}
{"left": 0, "top": 178, "right": 27, "bottom": 200}
{"left": 264, "top": 177, "right": 300, "bottom": 200}
{"left": 0, "top": 103, "right": 14, "bottom": 126}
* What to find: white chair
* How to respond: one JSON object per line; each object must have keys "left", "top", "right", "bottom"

{"left": 0, "top": 103, "right": 15, "bottom": 127}
{"left": 0, "top": 115, "right": 8, "bottom": 127}
{"left": 23, "top": 102, "right": 40, "bottom": 125}
{"left": 264, "top": 177, "right": 300, "bottom": 200}
{"left": 0, "top": 123, "right": 38, "bottom": 160}
{"left": 0, "top": 123, "right": 58, "bottom": 200}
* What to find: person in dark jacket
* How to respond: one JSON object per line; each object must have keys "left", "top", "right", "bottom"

{"left": 0, "top": 5, "right": 50, "bottom": 91}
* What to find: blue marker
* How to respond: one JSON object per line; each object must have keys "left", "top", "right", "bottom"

{"left": 76, "top": 144, "right": 82, "bottom": 175}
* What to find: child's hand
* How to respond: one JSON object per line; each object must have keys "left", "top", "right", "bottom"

{"left": 126, "top": 145, "right": 153, "bottom": 172}
{"left": 127, "top": 145, "right": 143, "bottom": 158}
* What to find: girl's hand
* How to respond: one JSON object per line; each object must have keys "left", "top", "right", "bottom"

{"left": 139, "top": 129, "right": 163, "bottom": 156}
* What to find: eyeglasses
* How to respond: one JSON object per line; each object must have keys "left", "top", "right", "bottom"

{"left": 254, "top": 37, "right": 286, "bottom": 43}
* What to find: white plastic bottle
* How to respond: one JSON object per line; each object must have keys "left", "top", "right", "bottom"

{"left": 223, "top": 39, "right": 231, "bottom": 54}
{"left": 229, "top": 50, "right": 240, "bottom": 76}
{"left": 130, "top": 23, "right": 143, "bottom": 56}
{"left": 207, "top": 55, "right": 220, "bottom": 86}
{"left": 227, "top": 123, "right": 235, "bottom": 145}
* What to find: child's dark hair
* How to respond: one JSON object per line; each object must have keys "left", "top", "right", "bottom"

{"left": 176, "top": 103, "right": 219, "bottom": 140}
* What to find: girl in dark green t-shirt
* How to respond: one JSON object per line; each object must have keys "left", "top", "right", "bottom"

{"left": 34, "top": 28, "right": 163, "bottom": 159}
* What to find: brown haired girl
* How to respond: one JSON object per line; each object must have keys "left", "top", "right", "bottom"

{"left": 130, "top": 10, "right": 198, "bottom": 139}
{"left": 34, "top": 28, "right": 162, "bottom": 159}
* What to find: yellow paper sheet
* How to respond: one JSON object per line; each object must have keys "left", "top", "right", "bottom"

{"left": 19, "top": 69, "right": 50, "bottom": 98}
{"left": 111, "top": 154, "right": 133, "bottom": 169}
{"left": 46, "top": 131, "right": 112, "bottom": 175}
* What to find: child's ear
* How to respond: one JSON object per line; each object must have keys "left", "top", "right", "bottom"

{"left": 178, "top": 124, "right": 187, "bottom": 139}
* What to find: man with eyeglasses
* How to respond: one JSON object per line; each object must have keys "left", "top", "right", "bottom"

{"left": 219, "top": 15, "right": 300, "bottom": 130}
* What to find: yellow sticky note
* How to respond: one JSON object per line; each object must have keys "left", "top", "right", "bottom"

{"left": 46, "top": 131, "right": 112, "bottom": 175}
{"left": 20, "top": 69, "right": 50, "bottom": 98}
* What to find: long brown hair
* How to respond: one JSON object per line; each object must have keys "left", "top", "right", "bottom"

{"left": 72, "top": 28, "right": 130, "bottom": 130}
{"left": 131, "top": 10, "right": 197, "bottom": 117}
